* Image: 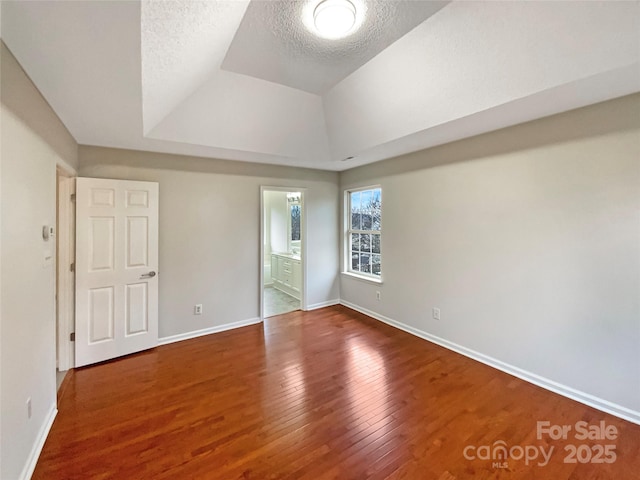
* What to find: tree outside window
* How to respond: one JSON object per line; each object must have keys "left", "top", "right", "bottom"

{"left": 348, "top": 187, "right": 381, "bottom": 277}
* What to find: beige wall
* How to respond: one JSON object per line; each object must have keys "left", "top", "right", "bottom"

{"left": 1, "top": 42, "right": 78, "bottom": 479}
{"left": 340, "top": 93, "right": 640, "bottom": 418}
{"left": 79, "top": 147, "right": 340, "bottom": 339}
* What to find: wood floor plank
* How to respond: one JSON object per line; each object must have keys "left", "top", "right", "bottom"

{"left": 34, "top": 305, "right": 640, "bottom": 479}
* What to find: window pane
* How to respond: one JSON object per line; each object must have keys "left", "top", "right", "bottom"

{"left": 351, "top": 212, "right": 361, "bottom": 230}
{"left": 361, "top": 212, "right": 372, "bottom": 230}
{"left": 372, "top": 210, "right": 381, "bottom": 230}
{"left": 361, "top": 257, "right": 371, "bottom": 273}
{"left": 290, "top": 205, "right": 301, "bottom": 241}
{"left": 361, "top": 233, "right": 371, "bottom": 252}
{"left": 361, "top": 190, "right": 372, "bottom": 211}
{"left": 350, "top": 191, "right": 361, "bottom": 213}
{"left": 351, "top": 233, "right": 360, "bottom": 251}
{"left": 372, "top": 254, "right": 381, "bottom": 265}
{"left": 372, "top": 263, "right": 381, "bottom": 276}
{"left": 351, "top": 252, "right": 359, "bottom": 270}
{"left": 372, "top": 188, "right": 381, "bottom": 229}
{"left": 372, "top": 234, "right": 380, "bottom": 254}
{"left": 372, "top": 188, "right": 381, "bottom": 204}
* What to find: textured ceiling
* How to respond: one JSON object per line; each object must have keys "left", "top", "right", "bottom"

{"left": 2, "top": 1, "right": 639, "bottom": 171}
{"left": 221, "top": 0, "right": 449, "bottom": 94}
{"left": 141, "top": 0, "right": 249, "bottom": 133}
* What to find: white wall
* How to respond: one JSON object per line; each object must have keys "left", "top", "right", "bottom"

{"left": 79, "top": 147, "right": 340, "bottom": 338}
{"left": 1, "top": 42, "right": 78, "bottom": 480}
{"left": 340, "top": 93, "right": 640, "bottom": 420}
{"left": 264, "top": 190, "right": 288, "bottom": 258}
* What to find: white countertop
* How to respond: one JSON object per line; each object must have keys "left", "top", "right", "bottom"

{"left": 272, "top": 252, "right": 301, "bottom": 261}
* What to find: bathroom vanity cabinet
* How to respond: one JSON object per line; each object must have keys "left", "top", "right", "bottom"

{"left": 271, "top": 253, "right": 301, "bottom": 300}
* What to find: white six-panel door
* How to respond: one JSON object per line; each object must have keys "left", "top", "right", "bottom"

{"left": 75, "top": 178, "right": 159, "bottom": 367}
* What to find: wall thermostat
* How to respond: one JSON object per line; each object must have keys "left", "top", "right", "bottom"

{"left": 42, "top": 225, "right": 55, "bottom": 241}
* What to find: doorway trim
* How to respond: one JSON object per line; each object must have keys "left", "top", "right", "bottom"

{"left": 260, "top": 186, "right": 308, "bottom": 320}
{"left": 56, "top": 165, "right": 76, "bottom": 371}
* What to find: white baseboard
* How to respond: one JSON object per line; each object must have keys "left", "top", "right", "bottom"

{"left": 340, "top": 300, "right": 640, "bottom": 425}
{"left": 306, "top": 299, "right": 340, "bottom": 311}
{"left": 158, "top": 317, "right": 262, "bottom": 346}
{"left": 20, "top": 404, "right": 57, "bottom": 480}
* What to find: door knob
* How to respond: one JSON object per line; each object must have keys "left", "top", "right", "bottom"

{"left": 140, "top": 271, "right": 156, "bottom": 279}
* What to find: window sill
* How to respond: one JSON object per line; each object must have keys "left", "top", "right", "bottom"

{"left": 341, "top": 271, "right": 383, "bottom": 285}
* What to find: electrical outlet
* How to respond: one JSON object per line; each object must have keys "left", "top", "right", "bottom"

{"left": 194, "top": 304, "right": 203, "bottom": 315}
{"left": 26, "top": 398, "right": 32, "bottom": 419}
{"left": 432, "top": 307, "right": 441, "bottom": 320}
{"left": 376, "top": 291, "right": 381, "bottom": 301}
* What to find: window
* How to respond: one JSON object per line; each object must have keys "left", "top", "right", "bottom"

{"left": 287, "top": 192, "right": 301, "bottom": 254}
{"left": 290, "top": 204, "right": 301, "bottom": 242}
{"left": 347, "top": 186, "right": 381, "bottom": 278}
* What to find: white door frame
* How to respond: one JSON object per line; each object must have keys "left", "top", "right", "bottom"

{"left": 56, "top": 166, "right": 76, "bottom": 370}
{"left": 260, "top": 186, "right": 308, "bottom": 320}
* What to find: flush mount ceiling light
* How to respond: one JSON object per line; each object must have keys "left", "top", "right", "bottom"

{"left": 313, "top": 0, "right": 357, "bottom": 39}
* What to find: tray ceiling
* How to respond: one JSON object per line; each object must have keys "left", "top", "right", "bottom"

{"left": 221, "top": 0, "right": 448, "bottom": 94}
{"left": 2, "top": 0, "right": 639, "bottom": 171}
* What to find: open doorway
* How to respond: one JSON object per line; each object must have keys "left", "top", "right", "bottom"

{"left": 55, "top": 167, "right": 76, "bottom": 389}
{"left": 261, "top": 187, "right": 306, "bottom": 319}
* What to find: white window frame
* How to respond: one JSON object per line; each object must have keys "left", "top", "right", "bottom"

{"left": 344, "top": 185, "right": 382, "bottom": 283}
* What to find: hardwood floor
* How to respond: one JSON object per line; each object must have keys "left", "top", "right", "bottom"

{"left": 34, "top": 306, "right": 640, "bottom": 479}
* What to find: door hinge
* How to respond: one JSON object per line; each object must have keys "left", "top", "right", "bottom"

{"left": 70, "top": 193, "right": 76, "bottom": 202}
{"left": 70, "top": 332, "right": 76, "bottom": 342}
{"left": 70, "top": 262, "right": 75, "bottom": 272}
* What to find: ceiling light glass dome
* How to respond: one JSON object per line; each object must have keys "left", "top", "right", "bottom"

{"left": 313, "top": 0, "right": 357, "bottom": 39}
